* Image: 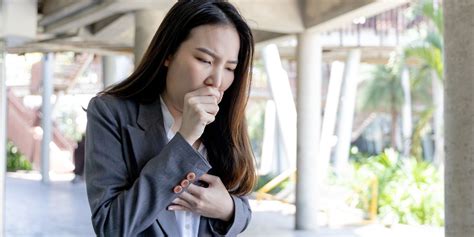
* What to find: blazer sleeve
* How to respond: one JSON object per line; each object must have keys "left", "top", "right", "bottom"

{"left": 85, "top": 97, "right": 211, "bottom": 236}
{"left": 208, "top": 195, "right": 252, "bottom": 236}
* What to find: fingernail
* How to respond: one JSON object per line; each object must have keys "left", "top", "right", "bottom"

{"left": 173, "top": 185, "right": 183, "bottom": 194}
{"left": 187, "top": 172, "right": 196, "bottom": 181}
{"left": 181, "top": 179, "right": 190, "bottom": 188}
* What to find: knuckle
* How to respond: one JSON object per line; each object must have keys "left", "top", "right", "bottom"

{"left": 193, "top": 105, "right": 201, "bottom": 113}
{"left": 188, "top": 97, "right": 197, "bottom": 104}
{"left": 184, "top": 93, "right": 192, "bottom": 101}
{"left": 196, "top": 201, "right": 204, "bottom": 210}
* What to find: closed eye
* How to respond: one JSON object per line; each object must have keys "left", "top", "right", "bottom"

{"left": 196, "top": 57, "right": 211, "bottom": 65}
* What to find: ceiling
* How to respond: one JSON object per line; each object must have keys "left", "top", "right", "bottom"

{"left": 6, "top": 0, "right": 409, "bottom": 56}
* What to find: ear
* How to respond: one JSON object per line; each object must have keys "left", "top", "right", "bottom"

{"left": 164, "top": 55, "right": 173, "bottom": 67}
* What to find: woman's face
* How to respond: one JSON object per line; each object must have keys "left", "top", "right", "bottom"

{"left": 164, "top": 24, "right": 240, "bottom": 112}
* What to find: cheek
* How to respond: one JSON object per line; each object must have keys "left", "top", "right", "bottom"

{"left": 187, "top": 63, "right": 208, "bottom": 87}
{"left": 169, "top": 61, "right": 204, "bottom": 96}
{"left": 222, "top": 73, "right": 235, "bottom": 91}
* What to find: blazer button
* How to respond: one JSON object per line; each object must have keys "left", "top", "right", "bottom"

{"left": 186, "top": 172, "right": 196, "bottom": 181}
{"left": 180, "top": 179, "right": 190, "bottom": 188}
{"left": 173, "top": 185, "right": 183, "bottom": 194}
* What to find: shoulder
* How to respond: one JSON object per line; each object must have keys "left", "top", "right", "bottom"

{"left": 88, "top": 93, "right": 131, "bottom": 108}
{"left": 87, "top": 94, "right": 139, "bottom": 125}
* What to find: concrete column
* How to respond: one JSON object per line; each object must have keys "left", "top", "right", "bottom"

{"left": 333, "top": 49, "right": 361, "bottom": 175}
{"left": 102, "top": 56, "right": 118, "bottom": 88}
{"left": 261, "top": 44, "right": 297, "bottom": 170}
{"left": 401, "top": 67, "right": 412, "bottom": 157}
{"left": 444, "top": 1, "right": 474, "bottom": 237}
{"left": 102, "top": 55, "right": 132, "bottom": 88}
{"left": 0, "top": 39, "right": 7, "bottom": 236}
{"left": 318, "top": 61, "right": 344, "bottom": 182}
{"left": 134, "top": 10, "right": 164, "bottom": 67}
{"left": 259, "top": 100, "right": 277, "bottom": 175}
{"left": 295, "top": 31, "right": 321, "bottom": 231}
{"left": 41, "top": 53, "right": 54, "bottom": 184}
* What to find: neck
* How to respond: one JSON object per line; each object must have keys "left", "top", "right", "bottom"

{"left": 162, "top": 92, "right": 183, "bottom": 133}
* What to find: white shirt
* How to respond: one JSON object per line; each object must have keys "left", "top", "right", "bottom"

{"left": 160, "top": 96, "right": 207, "bottom": 237}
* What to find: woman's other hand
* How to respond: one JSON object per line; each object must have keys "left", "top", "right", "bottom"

{"left": 168, "top": 174, "right": 234, "bottom": 221}
{"left": 178, "top": 87, "right": 220, "bottom": 147}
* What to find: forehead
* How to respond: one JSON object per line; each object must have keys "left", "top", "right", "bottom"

{"left": 181, "top": 24, "right": 240, "bottom": 59}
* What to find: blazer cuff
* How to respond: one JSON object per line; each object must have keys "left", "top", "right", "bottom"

{"left": 208, "top": 195, "right": 250, "bottom": 236}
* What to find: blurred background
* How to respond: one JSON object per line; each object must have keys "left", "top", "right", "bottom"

{"left": 0, "top": 0, "right": 471, "bottom": 236}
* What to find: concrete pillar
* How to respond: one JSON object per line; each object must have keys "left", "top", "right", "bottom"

{"left": 259, "top": 100, "right": 277, "bottom": 175}
{"left": 0, "top": 39, "right": 7, "bottom": 236}
{"left": 318, "top": 61, "right": 344, "bottom": 182}
{"left": 261, "top": 44, "right": 297, "bottom": 170}
{"left": 401, "top": 67, "right": 412, "bottom": 157}
{"left": 102, "top": 55, "right": 132, "bottom": 88}
{"left": 295, "top": 31, "right": 321, "bottom": 231}
{"left": 134, "top": 10, "right": 164, "bottom": 67}
{"left": 444, "top": 1, "right": 474, "bottom": 237}
{"left": 333, "top": 49, "right": 361, "bottom": 175}
{"left": 41, "top": 53, "right": 54, "bottom": 184}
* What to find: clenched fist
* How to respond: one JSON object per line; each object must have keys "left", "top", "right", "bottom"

{"left": 178, "top": 86, "right": 220, "bottom": 146}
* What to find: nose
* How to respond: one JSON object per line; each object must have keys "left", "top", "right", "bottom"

{"left": 204, "top": 67, "right": 223, "bottom": 88}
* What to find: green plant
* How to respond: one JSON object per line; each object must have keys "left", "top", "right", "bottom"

{"left": 358, "top": 63, "right": 404, "bottom": 149}
{"left": 404, "top": 0, "right": 445, "bottom": 163}
{"left": 7, "top": 141, "right": 32, "bottom": 172}
{"left": 347, "top": 149, "right": 444, "bottom": 226}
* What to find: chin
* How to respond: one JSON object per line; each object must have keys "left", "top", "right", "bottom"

{"left": 218, "top": 94, "right": 224, "bottom": 104}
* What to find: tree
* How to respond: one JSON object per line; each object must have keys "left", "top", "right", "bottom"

{"left": 404, "top": 0, "right": 444, "bottom": 164}
{"left": 359, "top": 59, "right": 405, "bottom": 150}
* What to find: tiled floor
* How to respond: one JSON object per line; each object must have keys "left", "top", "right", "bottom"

{"left": 6, "top": 173, "right": 94, "bottom": 237}
{"left": 5, "top": 173, "right": 444, "bottom": 237}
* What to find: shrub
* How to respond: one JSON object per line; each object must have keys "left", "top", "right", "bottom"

{"left": 347, "top": 149, "right": 444, "bottom": 226}
{"left": 7, "top": 141, "right": 32, "bottom": 172}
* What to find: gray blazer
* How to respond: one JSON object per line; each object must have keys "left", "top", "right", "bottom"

{"left": 85, "top": 95, "right": 251, "bottom": 237}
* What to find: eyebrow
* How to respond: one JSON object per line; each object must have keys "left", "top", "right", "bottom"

{"left": 196, "top": 47, "right": 238, "bottom": 64}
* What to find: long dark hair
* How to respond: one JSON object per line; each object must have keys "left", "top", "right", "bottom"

{"left": 102, "top": 0, "right": 256, "bottom": 195}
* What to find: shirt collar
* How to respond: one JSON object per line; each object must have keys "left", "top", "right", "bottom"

{"left": 159, "top": 96, "right": 175, "bottom": 141}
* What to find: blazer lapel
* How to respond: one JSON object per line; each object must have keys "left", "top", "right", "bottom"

{"left": 125, "top": 98, "right": 180, "bottom": 236}
{"left": 126, "top": 99, "right": 167, "bottom": 171}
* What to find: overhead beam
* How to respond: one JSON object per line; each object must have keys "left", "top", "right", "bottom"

{"left": 42, "top": 0, "right": 305, "bottom": 34}
{"left": 39, "top": 0, "right": 98, "bottom": 26}
{"left": 87, "top": 13, "right": 134, "bottom": 45}
{"left": 303, "top": 0, "right": 409, "bottom": 32}
{"left": 42, "top": 0, "right": 174, "bottom": 33}
{"left": 23, "top": 0, "right": 411, "bottom": 53}
{"left": 232, "top": 0, "right": 304, "bottom": 33}
{"left": 253, "top": 30, "right": 286, "bottom": 44}
{"left": 7, "top": 42, "right": 131, "bottom": 55}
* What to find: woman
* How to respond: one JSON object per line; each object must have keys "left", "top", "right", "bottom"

{"left": 85, "top": 0, "right": 257, "bottom": 236}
